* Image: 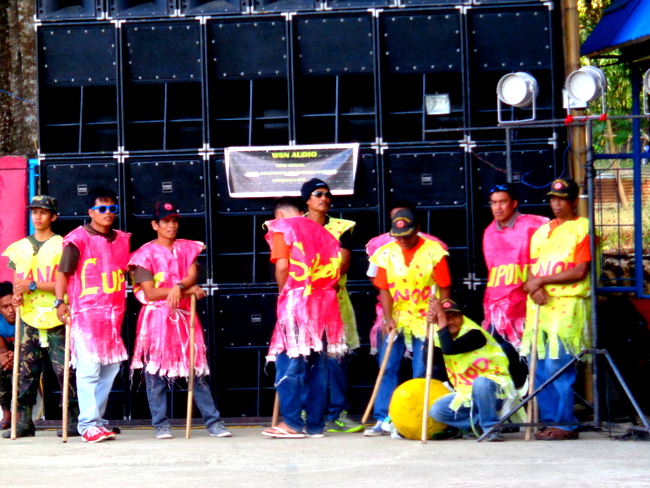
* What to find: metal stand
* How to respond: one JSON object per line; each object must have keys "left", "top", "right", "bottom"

{"left": 478, "top": 116, "right": 650, "bottom": 442}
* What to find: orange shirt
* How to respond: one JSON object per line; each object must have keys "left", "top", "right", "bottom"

{"left": 270, "top": 232, "right": 290, "bottom": 263}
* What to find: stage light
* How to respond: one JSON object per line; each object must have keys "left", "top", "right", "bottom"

{"left": 565, "top": 66, "right": 607, "bottom": 109}
{"left": 497, "top": 72, "right": 538, "bottom": 108}
{"left": 496, "top": 72, "right": 538, "bottom": 123}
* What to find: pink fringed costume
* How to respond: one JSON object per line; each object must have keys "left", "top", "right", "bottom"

{"left": 264, "top": 216, "right": 345, "bottom": 361}
{"left": 63, "top": 226, "right": 130, "bottom": 366}
{"left": 129, "top": 239, "right": 209, "bottom": 379}
{"left": 482, "top": 214, "right": 548, "bottom": 348}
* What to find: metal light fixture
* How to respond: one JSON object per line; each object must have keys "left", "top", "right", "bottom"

{"left": 643, "top": 68, "right": 650, "bottom": 115}
{"left": 565, "top": 66, "right": 607, "bottom": 113}
{"left": 496, "top": 72, "right": 538, "bottom": 123}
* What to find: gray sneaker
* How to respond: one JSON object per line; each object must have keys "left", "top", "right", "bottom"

{"left": 208, "top": 421, "right": 232, "bottom": 438}
{"left": 327, "top": 411, "right": 364, "bottom": 433}
{"left": 155, "top": 424, "right": 173, "bottom": 439}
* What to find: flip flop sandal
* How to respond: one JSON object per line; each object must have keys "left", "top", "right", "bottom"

{"left": 0, "top": 421, "right": 10, "bottom": 430}
{"left": 542, "top": 427, "right": 579, "bottom": 441}
{"left": 262, "top": 427, "right": 306, "bottom": 438}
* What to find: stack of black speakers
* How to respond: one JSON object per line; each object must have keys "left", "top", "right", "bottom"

{"left": 37, "top": 0, "right": 564, "bottom": 421}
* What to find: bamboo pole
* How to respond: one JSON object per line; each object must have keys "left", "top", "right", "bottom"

{"left": 185, "top": 295, "right": 197, "bottom": 439}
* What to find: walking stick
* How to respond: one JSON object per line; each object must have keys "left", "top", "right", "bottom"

{"left": 62, "top": 316, "right": 72, "bottom": 443}
{"left": 525, "top": 305, "right": 542, "bottom": 441}
{"left": 185, "top": 295, "right": 197, "bottom": 439}
{"left": 421, "top": 286, "right": 438, "bottom": 444}
{"left": 362, "top": 312, "right": 400, "bottom": 425}
{"left": 271, "top": 392, "right": 280, "bottom": 427}
{"left": 10, "top": 307, "right": 21, "bottom": 440}
{"left": 421, "top": 321, "right": 435, "bottom": 444}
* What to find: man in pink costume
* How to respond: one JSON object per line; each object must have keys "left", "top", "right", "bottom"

{"left": 262, "top": 197, "right": 344, "bottom": 438}
{"left": 129, "top": 201, "right": 231, "bottom": 439}
{"left": 482, "top": 183, "right": 548, "bottom": 348}
{"left": 55, "top": 189, "right": 129, "bottom": 444}
{"left": 365, "top": 200, "right": 448, "bottom": 355}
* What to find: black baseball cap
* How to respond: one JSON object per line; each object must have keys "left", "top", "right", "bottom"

{"left": 441, "top": 298, "right": 461, "bottom": 314}
{"left": 154, "top": 201, "right": 181, "bottom": 221}
{"left": 389, "top": 209, "right": 418, "bottom": 238}
{"left": 547, "top": 178, "right": 579, "bottom": 200}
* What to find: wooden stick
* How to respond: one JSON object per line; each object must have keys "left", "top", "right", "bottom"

{"left": 185, "top": 295, "right": 197, "bottom": 439}
{"left": 62, "top": 318, "right": 72, "bottom": 443}
{"left": 10, "top": 306, "right": 21, "bottom": 440}
{"left": 525, "top": 305, "right": 542, "bottom": 441}
{"left": 421, "top": 321, "right": 435, "bottom": 444}
{"left": 362, "top": 312, "right": 400, "bottom": 425}
{"left": 421, "top": 286, "right": 438, "bottom": 444}
{"left": 271, "top": 392, "right": 280, "bottom": 427}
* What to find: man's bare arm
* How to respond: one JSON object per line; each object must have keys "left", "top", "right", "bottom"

{"left": 275, "top": 258, "right": 289, "bottom": 292}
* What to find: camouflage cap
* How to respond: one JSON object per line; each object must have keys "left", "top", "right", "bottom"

{"left": 28, "top": 195, "right": 57, "bottom": 212}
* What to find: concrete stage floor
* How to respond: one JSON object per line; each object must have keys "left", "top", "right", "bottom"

{"left": 1, "top": 424, "right": 648, "bottom": 487}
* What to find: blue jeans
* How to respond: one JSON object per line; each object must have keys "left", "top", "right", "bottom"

{"left": 373, "top": 330, "right": 426, "bottom": 421}
{"left": 327, "top": 354, "right": 351, "bottom": 420}
{"left": 532, "top": 340, "right": 578, "bottom": 431}
{"left": 145, "top": 372, "right": 221, "bottom": 429}
{"left": 429, "top": 377, "right": 504, "bottom": 432}
{"left": 75, "top": 358, "right": 120, "bottom": 435}
{"left": 276, "top": 350, "right": 328, "bottom": 435}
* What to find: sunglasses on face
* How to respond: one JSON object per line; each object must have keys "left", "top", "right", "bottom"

{"left": 90, "top": 204, "right": 119, "bottom": 214}
{"left": 311, "top": 191, "right": 332, "bottom": 198}
{"left": 490, "top": 184, "right": 511, "bottom": 194}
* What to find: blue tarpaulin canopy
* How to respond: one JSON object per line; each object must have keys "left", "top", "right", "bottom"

{"left": 582, "top": 0, "right": 650, "bottom": 57}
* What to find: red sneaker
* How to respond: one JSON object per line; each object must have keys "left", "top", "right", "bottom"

{"left": 99, "top": 426, "right": 117, "bottom": 440}
{"left": 82, "top": 426, "right": 109, "bottom": 443}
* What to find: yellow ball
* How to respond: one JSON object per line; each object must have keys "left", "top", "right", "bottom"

{"left": 388, "top": 378, "right": 449, "bottom": 440}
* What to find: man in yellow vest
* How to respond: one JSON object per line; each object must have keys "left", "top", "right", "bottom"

{"left": 366, "top": 208, "right": 451, "bottom": 436}
{"left": 301, "top": 178, "right": 363, "bottom": 433}
{"left": 1, "top": 195, "right": 78, "bottom": 438}
{"left": 428, "top": 298, "right": 519, "bottom": 442}
{"left": 521, "top": 178, "right": 590, "bottom": 441}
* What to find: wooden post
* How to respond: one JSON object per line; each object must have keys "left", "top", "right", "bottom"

{"left": 62, "top": 320, "right": 72, "bottom": 443}
{"left": 9, "top": 307, "right": 21, "bottom": 440}
{"left": 525, "top": 306, "right": 542, "bottom": 441}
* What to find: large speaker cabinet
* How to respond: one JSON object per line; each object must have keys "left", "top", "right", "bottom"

{"left": 37, "top": 1, "right": 566, "bottom": 419}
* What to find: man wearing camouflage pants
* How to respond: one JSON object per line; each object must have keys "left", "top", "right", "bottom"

{"left": 2, "top": 196, "right": 79, "bottom": 438}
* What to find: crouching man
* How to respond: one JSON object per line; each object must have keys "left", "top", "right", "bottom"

{"left": 428, "top": 298, "right": 520, "bottom": 442}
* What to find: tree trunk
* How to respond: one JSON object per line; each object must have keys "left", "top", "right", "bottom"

{"left": 0, "top": 0, "right": 37, "bottom": 157}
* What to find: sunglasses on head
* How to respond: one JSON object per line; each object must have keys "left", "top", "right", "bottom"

{"left": 490, "top": 184, "right": 511, "bottom": 194}
{"left": 311, "top": 190, "right": 332, "bottom": 198}
{"left": 90, "top": 204, "right": 118, "bottom": 214}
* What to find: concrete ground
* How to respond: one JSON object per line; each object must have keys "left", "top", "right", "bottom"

{"left": 1, "top": 425, "right": 649, "bottom": 487}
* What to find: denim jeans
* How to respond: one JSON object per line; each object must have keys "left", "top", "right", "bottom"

{"left": 373, "top": 330, "right": 426, "bottom": 421}
{"left": 532, "top": 340, "right": 577, "bottom": 431}
{"left": 327, "top": 354, "right": 351, "bottom": 420}
{"left": 429, "top": 376, "right": 504, "bottom": 432}
{"left": 275, "top": 350, "right": 328, "bottom": 435}
{"left": 75, "top": 357, "right": 120, "bottom": 435}
{"left": 145, "top": 372, "right": 221, "bottom": 429}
